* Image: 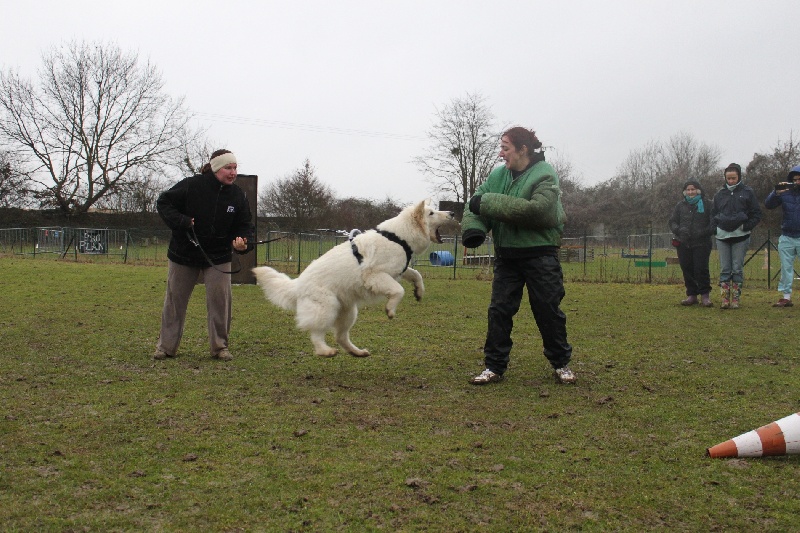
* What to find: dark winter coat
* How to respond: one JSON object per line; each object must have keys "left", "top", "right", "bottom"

{"left": 764, "top": 187, "right": 800, "bottom": 238}
{"left": 668, "top": 197, "right": 715, "bottom": 246}
{"left": 156, "top": 172, "right": 254, "bottom": 267}
{"left": 711, "top": 182, "right": 762, "bottom": 236}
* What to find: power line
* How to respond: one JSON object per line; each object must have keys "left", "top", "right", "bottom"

{"left": 194, "top": 112, "right": 426, "bottom": 141}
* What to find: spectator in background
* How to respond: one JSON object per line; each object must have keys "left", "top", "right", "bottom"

{"left": 711, "top": 163, "right": 762, "bottom": 309}
{"left": 764, "top": 165, "right": 800, "bottom": 307}
{"left": 669, "top": 179, "right": 716, "bottom": 307}
{"left": 153, "top": 149, "right": 254, "bottom": 361}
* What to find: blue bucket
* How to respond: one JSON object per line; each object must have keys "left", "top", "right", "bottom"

{"left": 429, "top": 251, "right": 454, "bottom": 266}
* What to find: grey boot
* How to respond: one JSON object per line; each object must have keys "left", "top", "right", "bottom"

{"left": 681, "top": 295, "right": 698, "bottom": 306}
{"left": 700, "top": 293, "right": 713, "bottom": 307}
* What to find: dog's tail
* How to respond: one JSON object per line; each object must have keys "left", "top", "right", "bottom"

{"left": 252, "top": 266, "right": 297, "bottom": 311}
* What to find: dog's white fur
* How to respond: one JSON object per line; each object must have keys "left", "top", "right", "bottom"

{"left": 253, "top": 199, "right": 455, "bottom": 357}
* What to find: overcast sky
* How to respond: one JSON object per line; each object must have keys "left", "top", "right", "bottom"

{"left": 3, "top": 0, "right": 799, "bottom": 204}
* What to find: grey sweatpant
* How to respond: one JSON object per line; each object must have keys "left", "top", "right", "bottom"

{"left": 156, "top": 260, "right": 232, "bottom": 357}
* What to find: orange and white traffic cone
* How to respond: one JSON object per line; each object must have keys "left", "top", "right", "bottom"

{"left": 707, "top": 412, "right": 800, "bottom": 458}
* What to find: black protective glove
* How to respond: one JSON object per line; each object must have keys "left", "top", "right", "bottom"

{"left": 462, "top": 229, "right": 486, "bottom": 249}
{"left": 468, "top": 195, "right": 482, "bottom": 215}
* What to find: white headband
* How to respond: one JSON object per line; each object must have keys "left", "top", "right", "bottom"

{"left": 210, "top": 152, "right": 237, "bottom": 173}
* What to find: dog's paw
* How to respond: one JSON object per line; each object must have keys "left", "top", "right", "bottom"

{"left": 414, "top": 288, "right": 424, "bottom": 301}
{"left": 385, "top": 307, "right": 396, "bottom": 319}
{"left": 315, "top": 348, "right": 338, "bottom": 357}
{"left": 349, "top": 349, "right": 371, "bottom": 358}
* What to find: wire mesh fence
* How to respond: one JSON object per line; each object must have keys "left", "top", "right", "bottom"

{"left": 0, "top": 225, "right": 786, "bottom": 288}
{"left": 1, "top": 227, "right": 132, "bottom": 261}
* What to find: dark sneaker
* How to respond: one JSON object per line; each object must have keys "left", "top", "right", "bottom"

{"left": 214, "top": 349, "right": 233, "bottom": 361}
{"left": 470, "top": 369, "right": 503, "bottom": 385}
{"left": 554, "top": 366, "right": 577, "bottom": 384}
{"left": 773, "top": 298, "right": 793, "bottom": 307}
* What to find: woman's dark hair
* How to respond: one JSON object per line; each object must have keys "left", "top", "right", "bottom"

{"left": 200, "top": 149, "right": 232, "bottom": 173}
{"left": 724, "top": 162, "right": 742, "bottom": 179}
{"left": 502, "top": 127, "right": 543, "bottom": 154}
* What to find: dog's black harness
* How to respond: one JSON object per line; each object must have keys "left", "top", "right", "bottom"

{"left": 349, "top": 229, "right": 365, "bottom": 264}
{"left": 379, "top": 230, "right": 413, "bottom": 272}
{"left": 349, "top": 229, "right": 413, "bottom": 273}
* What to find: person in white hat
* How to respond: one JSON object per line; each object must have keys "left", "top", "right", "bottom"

{"left": 153, "top": 149, "right": 254, "bottom": 361}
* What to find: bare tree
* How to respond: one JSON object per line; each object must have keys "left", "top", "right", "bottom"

{"left": 613, "top": 140, "right": 664, "bottom": 191}
{"left": 547, "top": 147, "right": 585, "bottom": 192}
{"left": 0, "top": 149, "right": 33, "bottom": 208}
{"left": 92, "top": 129, "right": 214, "bottom": 213}
{"left": 93, "top": 169, "right": 169, "bottom": 213}
{"left": 563, "top": 180, "right": 627, "bottom": 235}
{"left": 414, "top": 92, "right": 500, "bottom": 203}
{"left": 546, "top": 148, "right": 585, "bottom": 231}
{"left": 326, "top": 196, "right": 403, "bottom": 231}
{"left": 0, "top": 40, "right": 195, "bottom": 215}
{"left": 175, "top": 128, "right": 217, "bottom": 177}
{"left": 607, "top": 132, "right": 721, "bottom": 229}
{"left": 744, "top": 132, "right": 800, "bottom": 228}
{"left": 258, "top": 159, "right": 335, "bottom": 231}
{"left": 745, "top": 131, "right": 800, "bottom": 201}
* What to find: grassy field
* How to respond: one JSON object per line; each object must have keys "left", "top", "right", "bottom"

{"left": 1, "top": 257, "right": 799, "bottom": 531}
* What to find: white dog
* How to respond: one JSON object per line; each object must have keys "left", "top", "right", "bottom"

{"left": 253, "top": 200, "right": 455, "bottom": 357}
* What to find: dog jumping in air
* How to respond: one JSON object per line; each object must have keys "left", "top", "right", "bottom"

{"left": 253, "top": 199, "right": 455, "bottom": 357}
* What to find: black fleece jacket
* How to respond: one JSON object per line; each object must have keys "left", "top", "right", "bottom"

{"left": 668, "top": 197, "right": 716, "bottom": 246}
{"left": 156, "top": 172, "right": 254, "bottom": 267}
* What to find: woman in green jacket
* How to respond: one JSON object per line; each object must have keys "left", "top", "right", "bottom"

{"left": 462, "top": 127, "right": 575, "bottom": 385}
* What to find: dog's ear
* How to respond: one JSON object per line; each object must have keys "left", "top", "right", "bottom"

{"left": 412, "top": 199, "right": 427, "bottom": 229}
{"left": 418, "top": 198, "right": 435, "bottom": 213}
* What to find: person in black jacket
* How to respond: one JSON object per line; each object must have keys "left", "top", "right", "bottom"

{"left": 711, "top": 163, "right": 762, "bottom": 309}
{"left": 153, "top": 149, "right": 254, "bottom": 361}
{"left": 669, "top": 180, "right": 716, "bottom": 306}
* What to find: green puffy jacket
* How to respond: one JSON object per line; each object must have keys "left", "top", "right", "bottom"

{"left": 461, "top": 158, "right": 565, "bottom": 252}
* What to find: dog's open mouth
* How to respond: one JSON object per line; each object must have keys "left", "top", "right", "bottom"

{"left": 435, "top": 228, "right": 443, "bottom": 243}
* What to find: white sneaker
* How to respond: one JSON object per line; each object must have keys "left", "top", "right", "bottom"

{"left": 554, "top": 366, "right": 576, "bottom": 384}
{"left": 470, "top": 369, "right": 503, "bottom": 385}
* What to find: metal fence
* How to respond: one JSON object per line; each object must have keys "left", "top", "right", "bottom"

{"left": 0, "top": 227, "right": 131, "bottom": 260}
{"left": 0, "top": 225, "right": 786, "bottom": 287}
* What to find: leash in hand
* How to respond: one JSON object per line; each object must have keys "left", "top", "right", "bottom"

{"left": 187, "top": 226, "right": 241, "bottom": 274}
{"left": 187, "top": 226, "right": 285, "bottom": 275}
